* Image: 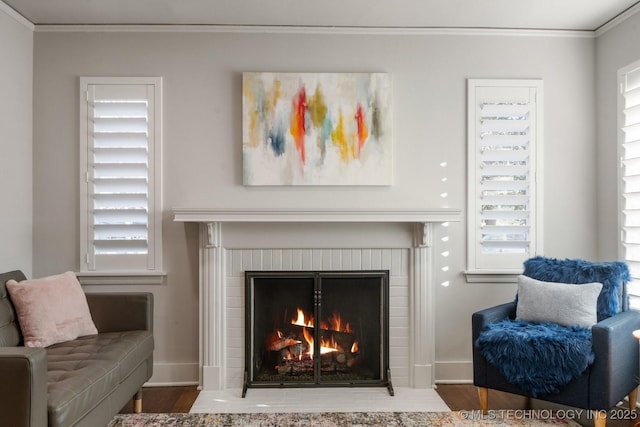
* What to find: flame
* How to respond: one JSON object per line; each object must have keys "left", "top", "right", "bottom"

{"left": 321, "top": 336, "right": 339, "bottom": 354}
{"left": 292, "top": 308, "right": 314, "bottom": 327}
{"left": 351, "top": 341, "right": 359, "bottom": 353}
{"left": 293, "top": 308, "right": 352, "bottom": 333}
{"left": 321, "top": 311, "right": 353, "bottom": 333}
{"left": 301, "top": 327, "right": 340, "bottom": 358}
{"left": 289, "top": 308, "right": 352, "bottom": 359}
{"left": 302, "top": 327, "right": 314, "bottom": 358}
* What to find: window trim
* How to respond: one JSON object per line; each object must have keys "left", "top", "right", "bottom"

{"left": 617, "top": 61, "right": 640, "bottom": 308}
{"left": 79, "top": 76, "right": 164, "bottom": 283}
{"left": 465, "top": 79, "right": 544, "bottom": 282}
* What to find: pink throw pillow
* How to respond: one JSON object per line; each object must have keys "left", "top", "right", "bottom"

{"left": 6, "top": 271, "right": 98, "bottom": 347}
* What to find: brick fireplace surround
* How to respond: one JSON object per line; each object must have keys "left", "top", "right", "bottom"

{"left": 173, "top": 208, "right": 460, "bottom": 391}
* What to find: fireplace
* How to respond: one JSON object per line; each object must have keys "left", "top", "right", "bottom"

{"left": 173, "top": 207, "right": 461, "bottom": 391}
{"left": 243, "top": 270, "right": 392, "bottom": 396}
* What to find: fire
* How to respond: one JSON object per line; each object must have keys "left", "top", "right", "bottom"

{"left": 321, "top": 336, "right": 339, "bottom": 354}
{"left": 301, "top": 327, "right": 340, "bottom": 358}
{"left": 321, "top": 312, "right": 353, "bottom": 333}
{"left": 285, "top": 308, "right": 358, "bottom": 362}
{"left": 292, "top": 308, "right": 352, "bottom": 333}
{"left": 302, "top": 327, "right": 314, "bottom": 358}
{"left": 292, "top": 308, "right": 314, "bottom": 327}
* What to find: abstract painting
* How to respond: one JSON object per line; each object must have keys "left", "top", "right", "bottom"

{"left": 242, "top": 72, "right": 392, "bottom": 186}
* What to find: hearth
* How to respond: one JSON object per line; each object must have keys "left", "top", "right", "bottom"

{"left": 243, "top": 270, "right": 392, "bottom": 397}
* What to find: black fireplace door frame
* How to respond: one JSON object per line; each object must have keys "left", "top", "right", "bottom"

{"left": 243, "top": 270, "right": 391, "bottom": 396}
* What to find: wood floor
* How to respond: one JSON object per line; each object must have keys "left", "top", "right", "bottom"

{"left": 121, "top": 384, "right": 638, "bottom": 426}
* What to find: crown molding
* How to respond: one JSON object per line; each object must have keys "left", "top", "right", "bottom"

{"left": 33, "top": 24, "right": 595, "bottom": 38}
{"left": 0, "top": 0, "right": 34, "bottom": 31}
{"left": 595, "top": 2, "right": 640, "bottom": 37}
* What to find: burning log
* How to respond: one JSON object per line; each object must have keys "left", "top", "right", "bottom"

{"left": 320, "top": 351, "right": 336, "bottom": 367}
{"left": 265, "top": 308, "right": 363, "bottom": 376}
{"left": 279, "top": 343, "right": 305, "bottom": 360}
{"left": 276, "top": 357, "right": 314, "bottom": 374}
{"left": 268, "top": 337, "right": 301, "bottom": 352}
{"left": 285, "top": 324, "right": 356, "bottom": 351}
{"left": 347, "top": 354, "right": 361, "bottom": 368}
{"left": 320, "top": 330, "right": 355, "bottom": 353}
{"left": 264, "top": 329, "right": 302, "bottom": 352}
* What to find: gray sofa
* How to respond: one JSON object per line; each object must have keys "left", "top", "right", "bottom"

{"left": 0, "top": 270, "right": 154, "bottom": 427}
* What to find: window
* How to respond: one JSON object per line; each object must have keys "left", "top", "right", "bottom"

{"left": 466, "top": 79, "right": 543, "bottom": 281}
{"left": 79, "top": 77, "right": 162, "bottom": 280}
{"left": 618, "top": 62, "right": 640, "bottom": 308}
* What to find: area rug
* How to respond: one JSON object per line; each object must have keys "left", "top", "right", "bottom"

{"left": 108, "top": 411, "right": 581, "bottom": 426}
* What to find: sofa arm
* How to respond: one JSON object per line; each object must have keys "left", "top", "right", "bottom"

{"left": 590, "top": 309, "right": 640, "bottom": 408}
{"left": 0, "top": 347, "right": 47, "bottom": 427}
{"left": 86, "top": 293, "right": 153, "bottom": 333}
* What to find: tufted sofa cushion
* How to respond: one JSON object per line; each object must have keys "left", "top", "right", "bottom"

{"left": 46, "top": 330, "right": 154, "bottom": 427}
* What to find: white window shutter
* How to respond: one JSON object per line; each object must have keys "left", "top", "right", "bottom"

{"left": 80, "top": 77, "right": 162, "bottom": 273}
{"left": 467, "top": 79, "right": 543, "bottom": 274}
{"left": 619, "top": 62, "right": 640, "bottom": 308}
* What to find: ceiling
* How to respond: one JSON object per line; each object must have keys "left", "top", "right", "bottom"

{"left": 3, "top": 0, "right": 640, "bottom": 31}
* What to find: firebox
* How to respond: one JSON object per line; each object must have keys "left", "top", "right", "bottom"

{"left": 243, "top": 270, "right": 392, "bottom": 397}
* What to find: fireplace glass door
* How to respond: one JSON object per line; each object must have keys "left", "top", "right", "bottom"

{"left": 244, "top": 270, "right": 390, "bottom": 395}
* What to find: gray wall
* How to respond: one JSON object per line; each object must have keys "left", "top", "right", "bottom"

{"left": 0, "top": 8, "right": 32, "bottom": 276}
{"left": 596, "top": 14, "right": 640, "bottom": 260}
{"left": 32, "top": 29, "right": 597, "bottom": 383}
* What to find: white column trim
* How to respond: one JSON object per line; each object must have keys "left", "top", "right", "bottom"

{"left": 411, "top": 223, "right": 435, "bottom": 388}
{"left": 199, "top": 222, "right": 225, "bottom": 390}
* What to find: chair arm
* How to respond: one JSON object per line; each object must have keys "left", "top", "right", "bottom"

{"left": 590, "top": 309, "right": 640, "bottom": 409}
{"left": 86, "top": 293, "right": 153, "bottom": 333}
{"left": 472, "top": 302, "right": 516, "bottom": 387}
{"left": 472, "top": 302, "right": 517, "bottom": 342}
{"left": 0, "top": 347, "right": 47, "bottom": 427}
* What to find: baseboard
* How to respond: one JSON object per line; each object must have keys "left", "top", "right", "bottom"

{"left": 146, "top": 362, "right": 199, "bottom": 386}
{"left": 434, "top": 361, "right": 473, "bottom": 383}
{"left": 143, "top": 361, "right": 474, "bottom": 387}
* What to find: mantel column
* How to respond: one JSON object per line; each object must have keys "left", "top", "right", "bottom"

{"left": 411, "top": 222, "right": 435, "bottom": 388}
{"left": 199, "top": 222, "right": 225, "bottom": 390}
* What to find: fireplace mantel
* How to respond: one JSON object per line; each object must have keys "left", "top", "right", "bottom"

{"left": 173, "top": 208, "right": 461, "bottom": 247}
{"left": 173, "top": 207, "right": 461, "bottom": 224}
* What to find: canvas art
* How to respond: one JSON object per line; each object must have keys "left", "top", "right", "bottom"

{"left": 242, "top": 72, "right": 392, "bottom": 186}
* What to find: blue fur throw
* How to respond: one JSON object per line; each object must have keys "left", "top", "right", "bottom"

{"left": 523, "top": 256, "right": 630, "bottom": 321}
{"left": 476, "top": 319, "right": 594, "bottom": 397}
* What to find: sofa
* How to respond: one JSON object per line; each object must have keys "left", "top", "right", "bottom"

{"left": 0, "top": 270, "right": 154, "bottom": 427}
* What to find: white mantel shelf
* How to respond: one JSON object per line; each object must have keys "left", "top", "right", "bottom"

{"left": 172, "top": 207, "right": 461, "bottom": 223}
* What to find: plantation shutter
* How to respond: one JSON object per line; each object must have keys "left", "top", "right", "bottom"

{"left": 80, "top": 78, "right": 162, "bottom": 273}
{"left": 467, "top": 80, "right": 543, "bottom": 273}
{"left": 620, "top": 63, "right": 640, "bottom": 308}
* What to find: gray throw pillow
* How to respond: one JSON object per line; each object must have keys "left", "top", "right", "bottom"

{"left": 516, "top": 275, "right": 603, "bottom": 328}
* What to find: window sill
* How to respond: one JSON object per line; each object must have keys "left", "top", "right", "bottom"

{"left": 76, "top": 271, "right": 167, "bottom": 286}
{"left": 464, "top": 270, "right": 522, "bottom": 283}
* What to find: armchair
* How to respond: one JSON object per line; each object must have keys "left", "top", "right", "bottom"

{"left": 472, "top": 257, "right": 640, "bottom": 427}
